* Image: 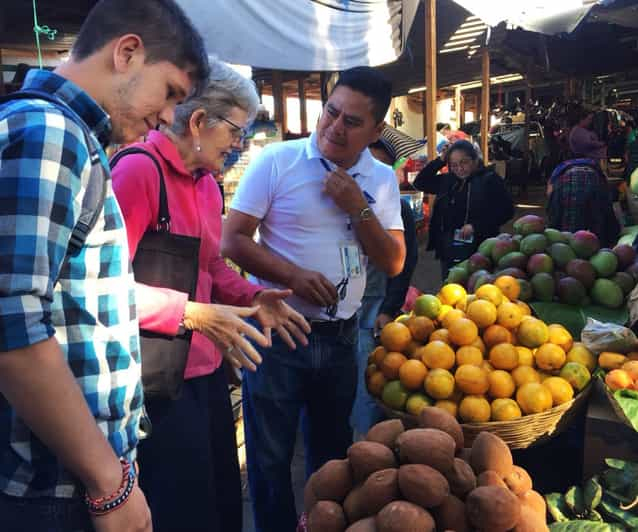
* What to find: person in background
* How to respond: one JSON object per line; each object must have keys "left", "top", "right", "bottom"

{"left": 111, "top": 60, "right": 310, "bottom": 532}
{"left": 413, "top": 140, "right": 514, "bottom": 279}
{"left": 350, "top": 138, "right": 419, "bottom": 437}
{"left": 0, "top": 1, "right": 209, "bottom": 531}
{"left": 222, "top": 66, "right": 405, "bottom": 532}
{"left": 569, "top": 108, "right": 607, "bottom": 163}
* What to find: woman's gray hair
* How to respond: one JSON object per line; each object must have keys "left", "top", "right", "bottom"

{"left": 170, "top": 57, "right": 259, "bottom": 136}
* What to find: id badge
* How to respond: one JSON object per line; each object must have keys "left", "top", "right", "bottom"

{"left": 339, "top": 242, "right": 363, "bottom": 278}
{"left": 453, "top": 229, "right": 474, "bottom": 243}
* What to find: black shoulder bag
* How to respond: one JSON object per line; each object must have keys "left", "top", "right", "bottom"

{"left": 110, "top": 148, "right": 200, "bottom": 400}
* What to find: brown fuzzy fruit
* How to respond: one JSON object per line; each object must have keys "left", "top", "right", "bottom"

{"left": 376, "top": 500, "right": 435, "bottom": 532}
{"left": 396, "top": 429, "right": 456, "bottom": 473}
{"left": 466, "top": 486, "right": 521, "bottom": 531}
{"left": 304, "top": 473, "right": 318, "bottom": 512}
{"left": 398, "top": 463, "right": 450, "bottom": 508}
{"left": 512, "top": 503, "right": 549, "bottom": 532}
{"left": 476, "top": 470, "right": 507, "bottom": 488}
{"left": 366, "top": 419, "right": 405, "bottom": 449}
{"left": 343, "top": 485, "right": 365, "bottom": 524}
{"left": 358, "top": 468, "right": 400, "bottom": 518}
{"left": 444, "top": 458, "right": 477, "bottom": 498}
{"left": 456, "top": 447, "right": 472, "bottom": 462}
{"left": 431, "top": 495, "right": 471, "bottom": 532}
{"left": 345, "top": 517, "right": 377, "bottom": 532}
{"left": 504, "top": 465, "right": 533, "bottom": 495}
{"left": 418, "top": 406, "right": 464, "bottom": 451}
{"left": 313, "top": 459, "right": 353, "bottom": 502}
{"left": 519, "top": 490, "right": 547, "bottom": 518}
{"left": 348, "top": 441, "right": 397, "bottom": 483}
{"left": 307, "top": 500, "right": 347, "bottom": 532}
{"left": 470, "top": 432, "right": 514, "bottom": 478}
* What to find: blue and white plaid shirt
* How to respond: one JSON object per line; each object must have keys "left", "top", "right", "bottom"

{"left": 0, "top": 69, "right": 143, "bottom": 498}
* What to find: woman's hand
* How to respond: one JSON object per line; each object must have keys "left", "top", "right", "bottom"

{"left": 374, "top": 313, "right": 393, "bottom": 336}
{"left": 253, "top": 289, "right": 311, "bottom": 349}
{"left": 459, "top": 224, "right": 474, "bottom": 240}
{"left": 182, "top": 302, "right": 269, "bottom": 371}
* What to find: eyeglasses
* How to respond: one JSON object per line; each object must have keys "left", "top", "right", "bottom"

{"left": 326, "top": 277, "right": 349, "bottom": 318}
{"left": 449, "top": 158, "right": 473, "bottom": 171}
{"left": 217, "top": 116, "right": 248, "bottom": 141}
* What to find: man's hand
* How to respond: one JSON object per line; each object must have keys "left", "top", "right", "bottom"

{"left": 91, "top": 480, "right": 152, "bottom": 532}
{"left": 323, "top": 167, "right": 367, "bottom": 216}
{"left": 253, "top": 289, "right": 311, "bottom": 349}
{"left": 288, "top": 267, "right": 338, "bottom": 308}
{"left": 459, "top": 224, "right": 474, "bottom": 240}
{"left": 374, "top": 313, "right": 393, "bottom": 336}
{"left": 183, "top": 302, "right": 269, "bottom": 371}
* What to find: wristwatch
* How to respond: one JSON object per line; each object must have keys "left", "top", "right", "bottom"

{"left": 351, "top": 206, "right": 373, "bottom": 223}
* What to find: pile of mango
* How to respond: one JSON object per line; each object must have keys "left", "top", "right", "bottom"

{"left": 304, "top": 410, "right": 548, "bottom": 531}
{"left": 599, "top": 351, "right": 638, "bottom": 392}
{"left": 366, "top": 279, "right": 595, "bottom": 422}
{"left": 445, "top": 214, "right": 638, "bottom": 309}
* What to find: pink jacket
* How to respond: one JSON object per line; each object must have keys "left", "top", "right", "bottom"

{"left": 112, "top": 130, "right": 262, "bottom": 379}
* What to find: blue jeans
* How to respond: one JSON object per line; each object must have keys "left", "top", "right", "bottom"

{"left": 243, "top": 316, "right": 358, "bottom": 532}
{"left": 350, "top": 296, "right": 385, "bottom": 436}
{"left": 0, "top": 491, "right": 93, "bottom": 532}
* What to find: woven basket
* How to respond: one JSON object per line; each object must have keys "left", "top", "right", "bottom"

{"left": 375, "top": 382, "right": 593, "bottom": 450}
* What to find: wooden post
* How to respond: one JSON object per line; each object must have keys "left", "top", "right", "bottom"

{"left": 455, "top": 85, "right": 462, "bottom": 129}
{"left": 272, "top": 70, "right": 287, "bottom": 134}
{"left": 421, "top": 93, "right": 427, "bottom": 138}
{"left": 425, "top": 0, "right": 437, "bottom": 161}
{"left": 298, "top": 77, "right": 308, "bottom": 134}
{"left": 481, "top": 48, "right": 490, "bottom": 162}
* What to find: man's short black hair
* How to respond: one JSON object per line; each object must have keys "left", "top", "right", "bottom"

{"left": 72, "top": 0, "right": 209, "bottom": 94}
{"left": 332, "top": 66, "right": 392, "bottom": 124}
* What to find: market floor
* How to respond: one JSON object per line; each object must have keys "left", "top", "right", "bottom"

{"left": 240, "top": 184, "right": 555, "bottom": 531}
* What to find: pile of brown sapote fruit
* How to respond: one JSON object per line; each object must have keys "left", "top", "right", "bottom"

{"left": 304, "top": 407, "right": 548, "bottom": 531}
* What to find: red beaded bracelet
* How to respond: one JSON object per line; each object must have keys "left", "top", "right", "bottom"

{"left": 84, "top": 458, "right": 135, "bottom": 516}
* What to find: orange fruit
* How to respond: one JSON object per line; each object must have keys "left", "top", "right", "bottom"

{"left": 458, "top": 395, "right": 492, "bottom": 422}
{"left": 439, "top": 283, "right": 467, "bottom": 306}
{"left": 470, "top": 336, "right": 487, "bottom": 354}
{"left": 491, "top": 398, "right": 522, "bottom": 421}
{"left": 622, "top": 360, "right": 638, "bottom": 381}
{"left": 487, "top": 370, "right": 516, "bottom": 398}
{"left": 535, "top": 343, "right": 566, "bottom": 371}
{"left": 511, "top": 366, "right": 541, "bottom": 388}
{"left": 516, "top": 346, "right": 534, "bottom": 367}
{"left": 456, "top": 346, "right": 484, "bottom": 367}
{"left": 548, "top": 324, "right": 573, "bottom": 352}
{"left": 543, "top": 377, "right": 574, "bottom": 405}
{"left": 448, "top": 318, "right": 479, "bottom": 346}
{"left": 442, "top": 308, "right": 466, "bottom": 330}
{"left": 494, "top": 275, "right": 521, "bottom": 301}
{"left": 435, "top": 400, "right": 458, "bottom": 418}
{"left": 414, "top": 294, "right": 442, "bottom": 319}
{"left": 489, "top": 343, "right": 519, "bottom": 371}
{"left": 566, "top": 343, "right": 596, "bottom": 373}
{"left": 517, "top": 318, "right": 549, "bottom": 348}
{"left": 466, "top": 299, "right": 498, "bottom": 328}
{"left": 437, "top": 304, "right": 453, "bottom": 322}
{"left": 405, "top": 393, "right": 433, "bottom": 416}
{"left": 365, "top": 364, "right": 378, "bottom": 379}
{"left": 381, "top": 352, "right": 408, "bottom": 380}
{"left": 399, "top": 359, "right": 428, "bottom": 391}
{"left": 605, "top": 369, "right": 634, "bottom": 391}
{"left": 429, "top": 328, "right": 451, "bottom": 345}
{"left": 515, "top": 300, "right": 532, "bottom": 316}
{"left": 598, "top": 352, "right": 628, "bottom": 370}
{"left": 394, "top": 313, "right": 412, "bottom": 325}
{"left": 483, "top": 324, "right": 513, "bottom": 348}
{"left": 420, "top": 341, "right": 456, "bottom": 370}
{"left": 516, "top": 382, "right": 553, "bottom": 414}
{"left": 496, "top": 302, "right": 523, "bottom": 329}
{"left": 367, "top": 370, "right": 387, "bottom": 397}
{"left": 424, "top": 368, "right": 456, "bottom": 399}
{"left": 382, "top": 380, "right": 410, "bottom": 410}
{"left": 380, "top": 322, "right": 412, "bottom": 352}
{"left": 455, "top": 364, "right": 489, "bottom": 395}
{"left": 405, "top": 340, "right": 422, "bottom": 359}
{"left": 372, "top": 346, "right": 388, "bottom": 366}
{"left": 475, "top": 283, "right": 504, "bottom": 306}
{"left": 407, "top": 316, "right": 435, "bottom": 343}
{"left": 559, "top": 362, "right": 591, "bottom": 392}
{"left": 481, "top": 360, "right": 495, "bottom": 374}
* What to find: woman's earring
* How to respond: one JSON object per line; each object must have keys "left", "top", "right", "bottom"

{"left": 195, "top": 144, "right": 202, "bottom": 152}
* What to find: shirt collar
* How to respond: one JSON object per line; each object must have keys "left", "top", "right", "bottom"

{"left": 21, "top": 69, "right": 112, "bottom": 148}
{"left": 305, "top": 131, "right": 376, "bottom": 177}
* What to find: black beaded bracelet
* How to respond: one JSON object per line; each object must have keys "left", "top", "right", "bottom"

{"left": 84, "top": 459, "right": 135, "bottom": 516}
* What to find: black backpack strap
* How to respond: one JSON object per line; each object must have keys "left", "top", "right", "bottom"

{"left": 109, "top": 147, "right": 170, "bottom": 231}
{"left": 0, "top": 89, "right": 106, "bottom": 257}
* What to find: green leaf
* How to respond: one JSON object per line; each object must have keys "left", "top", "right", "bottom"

{"left": 611, "top": 389, "right": 638, "bottom": 432}
{"left": 585, "top": 478, "right": 603, "bottom": 510}
{"left": 546, "top": 492, "right": 574, "bottom": 522}
{"left": 600, "top": 497, "right": 638, "bottom": 528}
{"left": 582, "top": 305, "right": 630, "bottom": 328}
{"left": 601, "top": 468, "right": 636, "bottom": 496}
{"left": 587, "top": 509, "right": 604, "bottom": 522}
{"left": 566, "top": 486, "right": 586, "bottom": 517}
{"left": 604, "top": 458, "right": 638, "bottom": 473}
{"left": 549, "top": 521, "right": 625, "bottom": 532}
{"left": 529, "top": 302, "right": 586, "bottom": 338}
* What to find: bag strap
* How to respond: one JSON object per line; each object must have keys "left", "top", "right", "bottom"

{"left": 110, "top": 147, "right": 170, "bottom": 231}
{"left": 0, "top": 89, "right": 106, "bottom": 257}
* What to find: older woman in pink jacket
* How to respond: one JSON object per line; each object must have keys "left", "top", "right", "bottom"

{"left": 112, "top": 59, "right": 309, "bottom": 532}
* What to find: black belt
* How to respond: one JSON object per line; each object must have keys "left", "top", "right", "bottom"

{"left": 305, "top": 314, "right": 357, "bottom": 335}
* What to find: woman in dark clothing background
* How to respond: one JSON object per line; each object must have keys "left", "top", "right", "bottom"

{"left": 414, "top": 140, "right": 514, "bottom": 278}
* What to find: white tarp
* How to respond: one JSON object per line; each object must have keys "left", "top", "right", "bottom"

{"left": 450, "top": 0, "right": 603, "bottom": 35}
{"left": 177, "top": 0, "right": 409, "bottom": 71}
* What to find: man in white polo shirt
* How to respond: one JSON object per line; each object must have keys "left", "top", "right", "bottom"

{"left": 222, "top": 66, "right": 406, "bottom": 532}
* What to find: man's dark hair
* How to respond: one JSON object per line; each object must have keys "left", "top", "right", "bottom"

{"left": 332, "top": 66, "right": 392, "bottom": 124}
{"left": 436, "top": 122, "right": 451, "bottom": 132}
{"left": 72, "top": 0, "right": 209, "bottom": 94}
{"left": 446, "top": 140, "right": 478, "bottom": 163}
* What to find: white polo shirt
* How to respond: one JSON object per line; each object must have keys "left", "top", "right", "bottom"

{"left": 231, "top": 132, "right": 404, "bottom": 320}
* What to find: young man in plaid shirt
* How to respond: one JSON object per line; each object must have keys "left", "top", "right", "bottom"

{"left": 0, "top": 1, "right": 209, "bottom": 530}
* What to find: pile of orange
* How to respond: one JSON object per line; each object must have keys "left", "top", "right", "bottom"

{"left": 367, "top": 277, "right": 595, "bottom": 423}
